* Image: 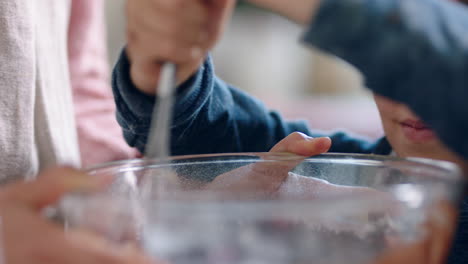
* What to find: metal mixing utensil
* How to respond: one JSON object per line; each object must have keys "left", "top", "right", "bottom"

{"left": 52, "top": 64, "right": 177, "bottom": 242}
{"left": 145, "top": 63, "right": 176, "bottom": 159}
{"left": 140, "top": 63, "right": 177, "bottom": 200}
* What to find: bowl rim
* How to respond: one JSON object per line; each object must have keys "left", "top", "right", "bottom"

{"left": 85, "top": 152, "right": 464, "bottom": 182}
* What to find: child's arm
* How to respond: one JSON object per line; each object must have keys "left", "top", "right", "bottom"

{"left": 112, "top": 51, "right": 383, "bottom": 156}
{"left": 300, "top": 0, "right": 468, "bottom": 159}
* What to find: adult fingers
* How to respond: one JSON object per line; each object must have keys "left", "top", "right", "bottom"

{"left": 59, "top": 230, "right": 154, "bottom": 264}
{"left": 1, "top": 204, "right": 150, "bottom": 264}
{"left": 0, "top": 167, "right": 110, "bottom": 210}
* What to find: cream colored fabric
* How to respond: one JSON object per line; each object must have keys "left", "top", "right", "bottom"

{"left": 0, "top": 0, "right": 80, "bottom": 182}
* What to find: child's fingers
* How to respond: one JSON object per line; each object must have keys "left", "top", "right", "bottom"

{"left": 270, "top": 132, "right": 332, "bottom": 156}
{"left": 126, "top": 0, "right": 214, "bottom": 94}
{"left": 130, "top": 31, "right": 202, "bottom": 64}
{"left": 128, "top": 58, "right": 162, "bottom": 95}
{"left": 205, "top": 157, "right": 305, "bottom": 196}
{"left": 130, "top": 2, "right": 208, "bottom": 47}
{"left": 205, "top": 133, "right": 331, "bottom": 197}
{"left": 204, "top": 0, "right": 235, "bottom": 11}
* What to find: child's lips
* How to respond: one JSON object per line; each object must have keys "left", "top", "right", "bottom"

{"left": 399, "top": 119, "right": 436, "bottom": 143}
{"left": 400, "top": 120, "right": 429, "bottom": 129}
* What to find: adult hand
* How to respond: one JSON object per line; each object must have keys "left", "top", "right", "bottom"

{"left": 126, "top": 0, "right": 236, "bottom": 94}
{"left": 374, "top": 201, "right": 457, "bottom": 264}
{"left": 0, "top": 167, "right": 153, "bottom": 264}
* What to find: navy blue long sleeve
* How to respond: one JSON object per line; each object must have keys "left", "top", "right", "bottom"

{"left": 303, "top": 0, "right": 468, "bottom": 159}
{"left": 113, "top": 54, "right": 382, "bottom": 156}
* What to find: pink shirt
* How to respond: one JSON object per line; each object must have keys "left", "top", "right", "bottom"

{"left": 68, "top": 0, "right": 139, "bottom": 167}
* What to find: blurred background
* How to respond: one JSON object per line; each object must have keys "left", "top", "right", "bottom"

{"left": 105, "top": 1, "right": 384, "bottom": 140}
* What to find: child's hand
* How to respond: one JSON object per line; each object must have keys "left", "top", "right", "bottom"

{"left": 204, "top": 132, "right": 331, "bottom": 194}
{"left": 126, "top": 0, "right": 236, "bottom": 95}
{"left": 247, "top": 0, "right": 321, "bottom": 25}
{"left": 270, "top": 131, "right": 331, "bottom": 155}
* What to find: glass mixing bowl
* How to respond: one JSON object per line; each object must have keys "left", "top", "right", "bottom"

{"left": 59, "top": 153, "right": 464, "bottom": 264}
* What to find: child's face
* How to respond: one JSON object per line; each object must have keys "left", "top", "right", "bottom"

{"left": 374, "top": 95, "right": 466, "bottom": 168}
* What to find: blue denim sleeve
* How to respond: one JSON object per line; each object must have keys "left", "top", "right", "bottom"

{"left": 112, "top": 50, "right": 385, "bottom": 155}
{"left": 303, "top": 0, "right": 468, "bottom": 159}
